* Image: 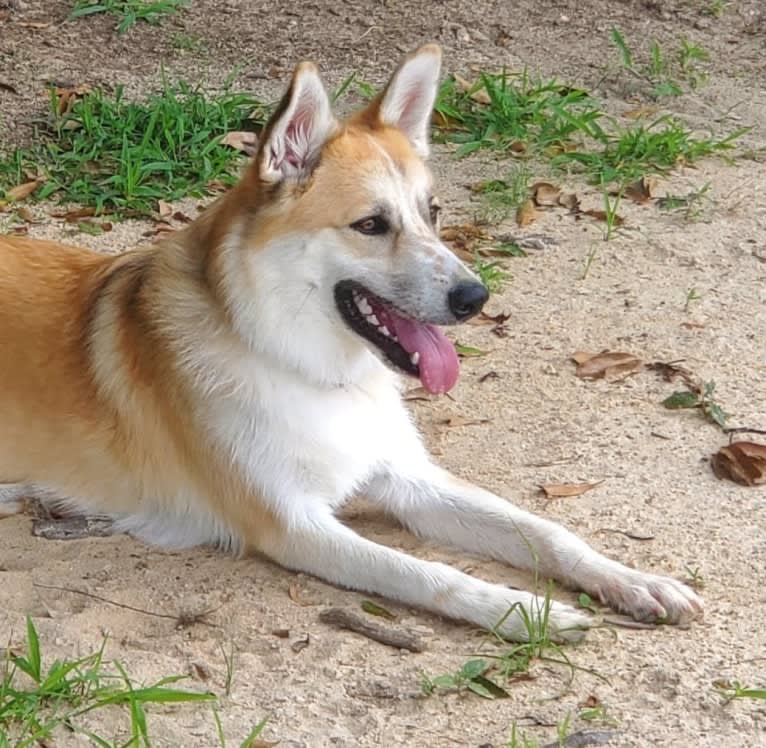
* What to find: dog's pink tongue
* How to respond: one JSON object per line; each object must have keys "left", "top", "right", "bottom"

{"left": 389, "top": 315, "right": 460, "bottom": 394}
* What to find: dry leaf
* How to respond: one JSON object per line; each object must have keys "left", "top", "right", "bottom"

{"left": 16, "top": 21, "right": 52, "bottom": 29}
{"left": 516, "top": 199, "right": 539, "bottom": 227}
{"left": 221, "top": 130, "right": 259, "bottom": 156}
{"left": 711, "top": 442, "right": 766, "bottom": 486}
{"left": 172, "top": 210, "right": 193, "bottom": 224}
{"left": 157, "top": 199, "right": 172, "bottom": 218}
{"left": 680, "top": 321, "right": 705, "bottom": 330}
{"left": 440, "top": 223, "right": 492, "bottom": 259}
{"left": 15, "top": 206, "right": 35, "bottom": 222}
{"left": 532, "top": 182, "right": 561, "bottom": 207}
{"left": 272, "top": 628, "right": 290, "bottom": 638}
{"left": 540, "top": 481, "right": 603, "bottom": 498}
{"left": 0, "top": 81, "right": 19, "bottom": 95}
{"left": 624, "top": 176, "right": 658, "bottom": 204}
{"left": 287, "top": 583, "right": 315, "bottom": 606}
{"left": 7, "top": 179, "right": 43, "bottom": 202}
{"left": 453, "top": 72, "right": 491, "bottom": 105}
{"left": 558, "top": 192, "right": 580, "bottom": 211}
{"left": 580, "top": 209, "right": 624, "bottom": 226}
{"left": 573, "top": 351, "right": 643, "bottom": 381}
{"left": 622, "top": 106, "right": 659, "bottom": 120}
{"left": 55, "top": 84, "right": 91, "bottom": 115}
{"left": 51, "top": 206, "right": 97, "bottom": 221}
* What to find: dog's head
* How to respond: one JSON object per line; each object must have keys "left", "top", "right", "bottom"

{"left": 215, "top": 44, "right": 487, "bottom": 393}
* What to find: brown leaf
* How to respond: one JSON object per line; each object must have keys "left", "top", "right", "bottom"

{"left": 711, "top": 442, "right": 766, "bottom": 486}
{"left": 16, "top": 21, "right": 52, "bottom": 29}
{"left": 271, "top": 628, "right": 290, "bottom": 638}
{"left": 623, "top": 176, "right": 658, "bottom": 204}
{"left": 516, "top": 199, "right": 539, "bottom": 227}
{"left": 51, "top": 206, "right": 97, "bottom": 221}
{"left": 221, "top": 130, "right": 259, "bottom": 156}
{"left": 580, "top": 209, "right": 624, "bottom": 226}
{"left": 157, "top": 199, "right": 172, "bottom": 218}
{"left": 439, "top": 414, "right": 490, "bottom": 427}
{"left": 287, "top": 583, "right": 316, "bottom": 606}
{"left": 172, "top": 210, "right": 193, "bottom": 224}
{"left": 15, "top": 206, "right": 35, "bottom": 222}
{"left": 7, "top": 179, "right": 43, "bottom": 202}
{"left": 440, "top": 223, "right": 492, "bottom": 259}
{"left": 558, "top": 192, "right": 580, "bottom": 211}
{"left": 532, "top": 182, "right": 561, "bottom": 207}
{"left": 622, "top": 106, "right": 659, "bottom": 120}
{"left": 573, "top": 351, "right": 643, "bottom": 381}
{"left": 0, "top": 81, "right": 19, "bottom": 95}
{"left": 453, "top": 73, "right": 491, "bottom": 105}
{"left": 540, "top": 481, "right": 603, "bottom": 498}
{"left": 55, "top": 84, "right": 91, "bottom": 115}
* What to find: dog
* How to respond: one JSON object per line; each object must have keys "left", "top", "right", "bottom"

{"left": 0, "top": 44, "right": 702, "bottom": 642}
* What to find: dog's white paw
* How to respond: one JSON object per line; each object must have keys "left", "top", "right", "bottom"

{"left": 595, "top": 569, "right": 703, "bottom": 624}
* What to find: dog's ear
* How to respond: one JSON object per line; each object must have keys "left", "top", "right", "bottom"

{"left": 365, "top": 44, "right": 442, "bottom": 158}
{"left": 256, "top": 62, "right": 337, "bottom": 183}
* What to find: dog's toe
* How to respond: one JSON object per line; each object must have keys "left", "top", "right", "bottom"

{"left": 599, "top": 572, "right": 703, "bottom": 624}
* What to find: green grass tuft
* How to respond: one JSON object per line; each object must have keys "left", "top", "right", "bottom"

{"left": 70, "top": 0, "right": 189, "bottom": 34}
{"left": 0, "top": 81, "right": 267, "bottom": 215}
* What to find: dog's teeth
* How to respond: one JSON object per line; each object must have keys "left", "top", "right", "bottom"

{"left": 366, "top": 314, "right": 379, "bottom": 326}
{"left": 379, "top": 325, "right": 391, "bottom": 337}
{"left": 358, "top": 298, "right": 373, "bottom": 316}
{"left": 410, "top": 352, "right": 420, "bottom": 365}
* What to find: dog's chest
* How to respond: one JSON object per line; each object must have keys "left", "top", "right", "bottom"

{"left": 206, "top": 366, "right": 417, "bottom": 504}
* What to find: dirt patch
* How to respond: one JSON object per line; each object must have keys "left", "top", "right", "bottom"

{"left": 1, "top": 1, "right": 766, "bottom": 746}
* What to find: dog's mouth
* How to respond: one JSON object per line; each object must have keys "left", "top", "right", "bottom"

{"left": 334, "top": 280, "right": 460, "bottom": 394}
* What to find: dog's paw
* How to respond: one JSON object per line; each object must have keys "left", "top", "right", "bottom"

{"left": 597, "top": 570, "right": 703, "bottom": 624}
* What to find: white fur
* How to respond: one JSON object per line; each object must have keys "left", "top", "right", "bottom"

{"left": 379, "top": 46, "right": 442, "bottom": 157}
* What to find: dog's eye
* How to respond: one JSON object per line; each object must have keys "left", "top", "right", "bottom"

{"left": 351, "top": 215, "right": 389, "bottom": 236}
{"left": 429, "top": 201, "right": 442, "bottom": 225}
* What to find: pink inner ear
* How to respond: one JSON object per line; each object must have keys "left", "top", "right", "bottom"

{"left": 282, "top": 101, "right": 314, "bottom": 169}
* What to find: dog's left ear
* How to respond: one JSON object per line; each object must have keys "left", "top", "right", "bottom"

{"left": 256, "top": 62, "right": 337, "bottom": 183}
{"left": 369, "top": 43, "right": 442, "bottom": 158}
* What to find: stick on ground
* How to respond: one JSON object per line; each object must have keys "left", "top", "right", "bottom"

{"left": 318, "top": 607, "right": 426, "bottom": 652}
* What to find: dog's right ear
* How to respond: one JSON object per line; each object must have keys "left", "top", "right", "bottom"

{"left": 255, "top": 62, "right": 337, "bottom": 184}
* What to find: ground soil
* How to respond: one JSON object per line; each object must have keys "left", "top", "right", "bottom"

{"left": 1, "top": 1, "right": 766, "bottom": 746}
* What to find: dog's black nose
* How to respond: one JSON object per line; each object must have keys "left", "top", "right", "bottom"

{"left": 448, "top": 281, "right": 489, "bottom": 321}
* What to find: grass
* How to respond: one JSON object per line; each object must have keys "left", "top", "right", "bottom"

{"left": 70, "top": 0, "right": 188, "bottom": 34}
{"left": 434, "top": 70, "right": 603, "bottom": 158}
{"left": 714, "top": 680, "right": 766, "bottom": 703}
{"left": 0, "top": 80, "right": 267, "bottom": 216}
{"left": 610, "top": 27, "right": 710, "bottom": 97}
{"left": 472, "top": 256, "right": 510, "bottom": 293}
{"left": 0, "top": 616, "right": 265, "bottom": 747}
{"left": 474, "top": 165, "right": 532, "bottom": 222}
{"left": 421, "top": 583, "right": 600, "bottom": 701}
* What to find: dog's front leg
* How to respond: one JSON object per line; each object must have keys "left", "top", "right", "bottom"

{"left": 257, "top": 504, "right": 589, "bottom": 643}
{"left": 367, "top": 464, "right": 702, "bottom": 625}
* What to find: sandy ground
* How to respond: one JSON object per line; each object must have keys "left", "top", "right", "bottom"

{"left": 1, "top": 1, "right": 766, "bottom": 746}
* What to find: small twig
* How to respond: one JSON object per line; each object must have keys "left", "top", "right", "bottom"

{"left": 542, "top": 729, "right": 621, "bottom": 748}
{"left": 596, "top": 528, "right": 655, "bottom": 541}
{"left": 33, "top": 582, "right": 218, "bottom": 627}
{"left": 602, "top": 617, "right": 659, "bottom": 631}
{"left": 318, "top": 607, "right": 425, "bottom": 652}
{"left": 724, "top": 426, "right": 766, "bottom": 444}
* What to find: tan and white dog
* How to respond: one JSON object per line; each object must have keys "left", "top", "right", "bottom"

{"left": 0, "top": 44, "right": 701, "bottom": 641}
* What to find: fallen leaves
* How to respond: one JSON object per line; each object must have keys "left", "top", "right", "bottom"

{"left": 5, "top": 178, "right": 44, "bottom": 203}
{"left": 516, "top": 198, "right": 539, "bottom": 227}
{"left": 623, "top": 176, "right": 658, "bottom": 204}
{"left": 711, "top": 442, "right": 766, "bottom": 486}
{"left": 572, "top": 351, "right": 643, "bottom": 381}
{"left": 221, "top": 130, "right": 259, "bottom": 156}
{"left": 539, "top": 481, "right": 603, "bottom": 498}
{"left": 55, "top": 84, "right": 92, "bottom": 116}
